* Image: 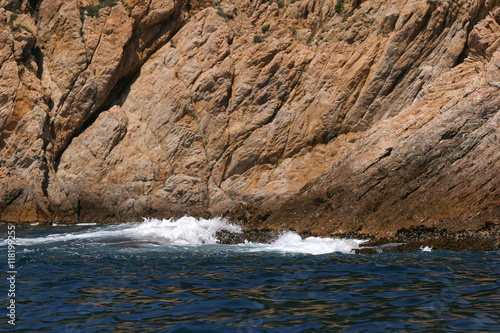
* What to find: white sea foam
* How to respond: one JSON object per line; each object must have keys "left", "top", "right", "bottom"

{"left": 4, "top": 217, "right": 363, "bottom": 254}
{"left": 9, "top": 217, "right": 242, "bottom": 246}
{"left": 244, "top": 231, "right": 365, "bottom": 255}
{"left": 128, "top": 217, "right": 242, "bottom": 245}
{"left": 420, "top": 245, "right": 433, "bottom": 252}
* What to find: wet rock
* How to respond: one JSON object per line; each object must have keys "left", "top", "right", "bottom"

{"left": 216, "top": 228, "right": 279, "bottom": 245}
{"left": 353, "top": 248, "right": 378, "bottom": 255}
{"left": 353, "top": 222, "right": 500, "bottom": 253}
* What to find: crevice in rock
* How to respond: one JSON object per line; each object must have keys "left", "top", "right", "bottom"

{"left": 380, "top": 9, "right": 446, "bottom": 99}
{"left": 0, "top": 189, "right": 23, "bottom": 216}
{"left": 266, "top": 103, "right": 281, "bottom": 127}
{"left": 27, "top": 0, "right": 42, "bottom": 22}
{"left": 454, "top": 2, "right": 500, "bottom": 67}
{"left": 220, "top": 148, "right": 234, "bottom": 184}
{"left": 53, "top": 145, "right": 62, "bottom": 172}
{"left": 357, "top": 180, "right": 381, "bottom": 201}
{"left": 454, "top": 42, "right": 469, "bottom": 67}
{"left": 380, "top": 65, "right": 412, "bottom": 98}
{"left": 362, "top": 147, "right": 393, "bottom": 174}
{"left": 100, "top": 13, "right": 189, "bottom": 113}
{"left": 40, "top": 164, "right": 49, "bottom": 198}
{"left": 27, "top": 0, "right": 41, "bottom": 10}
{"left": 399, "top": 185, "right": 420, "bottom": 201}
{"left": 52, "top": 2, "right": 193, "bottom": 172}
{"left": 76, "top": 196, "right": 82, "bottom": 222}
{"left": 47, "top": 98, "right": 54, "bottom": 111}
{"left": 39, "top": 110, "right": 52, "bottom": 198}
{"left": 440, "top": 127, "right": 460, "bottom": 141}
{"left": 3, "top": 1, "right": 21, "bottom": 11}
{"left": 100, "top": 69, "right": 137, "bottom": 109}
{"left": 32, "top": 46, "right": 43, "bottom": 79}
{"left": 69, "top": 101, "right": 111, "bottom": 158}
{"left": 223, "top": 73, "right": 234, "bottom": 110}
{"left": 45, "top": 2, "right": 65, "bottom": 29}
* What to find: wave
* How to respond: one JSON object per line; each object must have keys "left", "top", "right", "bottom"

{"left": 245, "top": 231, "right": 365, "bottom": 255}
{"left": 3, "top": 217, "right": 364, "bottom": 254}
{"left": 9, "top": 217, "right": 241, "bottom": 246}
{"left": 420, "top": 245, "right": 433, "bottom": 252}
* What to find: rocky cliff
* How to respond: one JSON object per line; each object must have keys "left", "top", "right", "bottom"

{"left": 1, "top": 0, "right": 499, "bottom": 236}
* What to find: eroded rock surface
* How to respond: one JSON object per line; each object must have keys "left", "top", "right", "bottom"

{"left": 1, "top": 0, "right": 499, "bottom": 238}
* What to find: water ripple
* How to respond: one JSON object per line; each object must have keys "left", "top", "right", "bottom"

{"left": 1, "top": 223, "right": 499, "bottom": 332}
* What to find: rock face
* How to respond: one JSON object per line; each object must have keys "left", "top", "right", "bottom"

{"left": 1, "top": 0, "right": 499, "bottom": 237}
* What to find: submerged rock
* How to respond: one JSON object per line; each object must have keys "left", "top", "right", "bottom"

{"left": 352, "top": 222, "right": 500, "bottom": 253}
{"left": 353, "top": 248, "right": 378, "bottom": 255}
{"left": 216, "top": 228, "right": 279, "bottom": 245}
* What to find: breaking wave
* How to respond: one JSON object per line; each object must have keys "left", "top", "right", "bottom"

{"left": 247, "top": 231, "right": 365, "bottom": 255}
{"left": 6, "top": 217, "right": 364, "bottom": 254}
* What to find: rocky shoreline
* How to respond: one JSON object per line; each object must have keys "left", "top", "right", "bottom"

{"left": 216, "top": 223, "right": 500, "bottom": 253}
{"left": 3, "top": 216, "right": 499, "bottom": 252}
{"left": 221, "top": 203, "right": 500, "bottom": 252}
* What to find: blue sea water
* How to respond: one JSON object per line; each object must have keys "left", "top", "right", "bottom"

{"left": 1, "top": 217, "right": 500, "bottom": 332}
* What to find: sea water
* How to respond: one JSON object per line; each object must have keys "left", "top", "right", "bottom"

{"left": 1, "top": 217, "right": 499, "bottom": 332}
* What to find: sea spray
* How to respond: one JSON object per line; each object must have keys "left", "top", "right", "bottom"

{"left": 131, "top": 217, "right": 242, "bottom": 245}
{"left": 8, "top": 217, "right": 242, "bottom": 247}
{"left": 6, "top": 217, "right": 364, "bottom": 254}
{"left": 243, "top": 231, "right": 366, "bottom": 255}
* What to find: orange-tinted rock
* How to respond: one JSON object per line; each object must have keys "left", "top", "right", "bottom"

{"left": 0, "top": 1, "right": 498, "bottom": 239}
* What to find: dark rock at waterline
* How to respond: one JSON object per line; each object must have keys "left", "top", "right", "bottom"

{"left": 224, "top": 203, "right": 271, "bottom": 230}
{"left": 353, "top": 223, "right": 500, "bottom": 253}
{"left": 353, "top": 248, "right": 378, "bottom": 255}
{"left": 390, "top": 239, "right": 496, "bottom": 253}
{"left": 216, "top": 229, "right": 279, "bottom": 245}
{"left": 217, "top": 222, "right": 500, "bottom": 253}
